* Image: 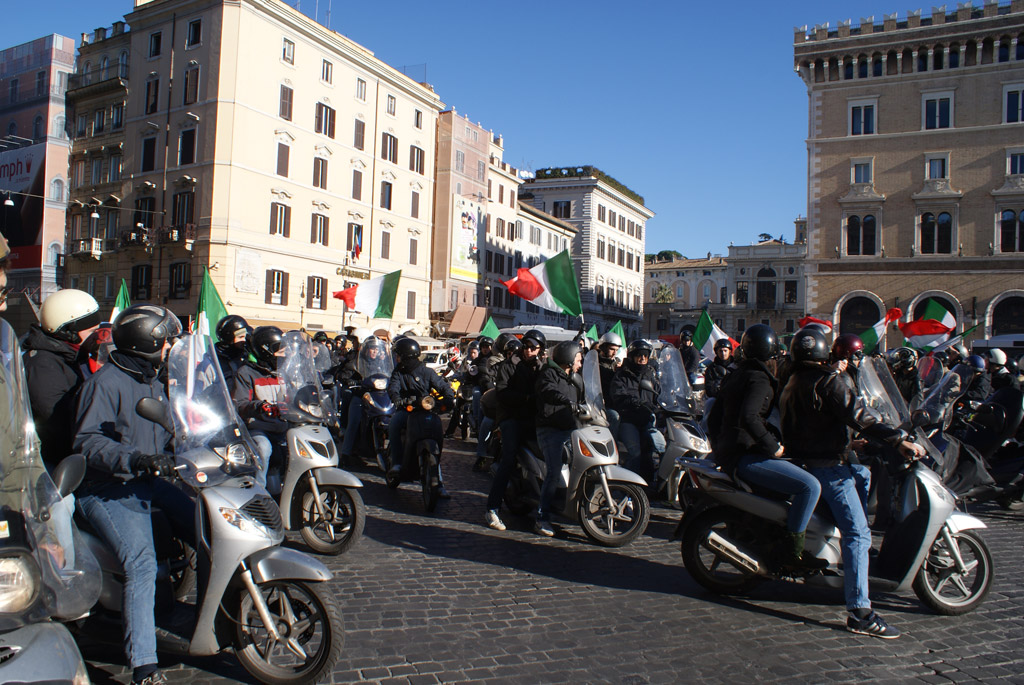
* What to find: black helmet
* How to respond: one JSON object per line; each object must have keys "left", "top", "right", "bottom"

{"left": 627, "top": 339, "right": 654, "bottom": 361}
{"left": 522, "top": 329, "right": 547, "bottom": 350}
{"left": 312, "top": 331, "right": 330, "bottom": 344}
{"left": 466, "top": 340, "right": 480, "bottom": 354}
{"left": 552, "top": 340, "right": 582, "bottom": 368}
{"left": 215, "top": 314, "right": 249, "bottom": 346}
{"left": 248, "top": 326, "right": 284, "bottom": 371}
{"left": 888, "top": 346, "right": 918, "bottom": 372}
{"left": 477, "top": 335, "right": 494, "bottom": 349}
{"left": 494, "top": 332, "right": 516, "bottom": 356}
{"left": 740, "top": 324, "right": 778, "bottom": 362}
{"left": 790, "top": 326, "right": 829, "bottom": 362}
{"left": 112, "top": 304, "right": 182, "bottom": 365}
{"left": 503, "top": 338, "right": 523, "bottom": 357}
{"left": 394, "top": 337, "right": 421, "bottom": 367}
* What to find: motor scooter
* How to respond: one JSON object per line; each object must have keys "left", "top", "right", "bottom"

{"left": 346, "top": 336, "right": 395, "bottom": 470}
{"left": 504, "top": 350, "right": 651, "bottom": 547}
{"left": 75, "top": 334, "right": 343, "bottom": 683}
{"left": 276, "top": 331, "right": 365, "bottom": 554}
{"left": 0, "top": 319, "right": 99, "bottom": 684}
{"left": 677, "top": 361, "right": 993, "bottom": 616}
{"left": 386, "top": 394, "right": 447, "bottom": 512}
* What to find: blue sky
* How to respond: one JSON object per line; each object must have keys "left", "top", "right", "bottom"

{"left": 3, "top": 0, "right": 959, "bottom": 258}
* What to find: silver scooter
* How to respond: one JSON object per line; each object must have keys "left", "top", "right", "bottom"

{"left": 677, "top": 362, "right": 993, "bottom": 615}
{"left": 276, "top": 331, "right": 365, "bottom": 555}
{"left": 504, "top": 349, "right": 651, "bottom": 547}
{"left": 81, "top": 334, "right": 343, "bottom": 683}
{"left": 0, "top": 319, "right": 99, "bottom": 684}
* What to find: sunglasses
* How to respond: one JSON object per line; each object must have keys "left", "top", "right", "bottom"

{"left": 523, "top": 343, "right": 540, "bottom": 350}
{"left": 0, "top": 286, "right": 10, "bottom": 303}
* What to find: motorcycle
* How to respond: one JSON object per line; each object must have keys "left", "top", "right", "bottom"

{"left": 447, "top": 374, "right": 476, "bottom": 440}
{"left": 386, "top": 394, "right": 446, "bottom": 512}
{"left": 651, "top": 346, "right": 712, "bottom": 509}
{"left": 0, "top": 319, "right": 100, "bottom": 684}
{"left": 78, "top": 333, "right": 343, "bottom": 683}
{"left": 276, "top": 331, "right": 365, "bottom": 554}
{"left": 677, "top": 359, "right": 994, "bottom": 616}
{"left": 504, "top": 350, "right": 651, "bottom": 547}
{"left": 345, "top": 336, "right": 395, "bottom": 470}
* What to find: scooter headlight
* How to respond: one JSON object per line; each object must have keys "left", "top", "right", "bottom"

{"left": 372, "top": 378, "right": 388, "bottom": 391}
{"left": 0, "top": 554, "right": 39, "bottom": 613}
{"left": 219, "top": 507, "right": 274, "bottom": 539}
{"left": 298, "top": 400, "right": 324, "bottom": 419}
{"left": 215, "top": 442, "right": 254, "bottom": 466}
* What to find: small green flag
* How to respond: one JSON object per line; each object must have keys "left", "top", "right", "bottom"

{"left": 478, "top": 316, "right": 500, "bottom": 340}
{"left": 194, "top": 268, "right": 229, "bottom": 338}
{"left": 109, "top": 279, "right": 130, "bottom": 322}
{"left": 609, "top": 320, "right": 626, "bottom": 343}
{"left": 585, "top": 324, "right": 598, "bottom": 343}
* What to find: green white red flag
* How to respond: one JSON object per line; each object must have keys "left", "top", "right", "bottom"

{"left": 898, "top": 299, "right": 956, "bottom": 351}
{"left": 859, "top": 307, "right": 902, "bottom": 353}
{"left": 193, "top": 268, "right": 229, "bottom": 338}
{"left": 109, "top": 279, "right": 130, "bottom": 322}
{"left": 693, "top": 309, "right": 737, "bottom": 360}
{"left": 333, "top": 270, "right": 401, "bottom": 318}
{"left": 502, "top": 250, "right": 582, "bottom": 317}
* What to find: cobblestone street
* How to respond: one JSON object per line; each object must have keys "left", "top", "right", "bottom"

{"left": 83, "top": 439, "right": 1024, "bottom": 684}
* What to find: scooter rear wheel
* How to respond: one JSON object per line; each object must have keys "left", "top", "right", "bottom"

{"left": 299, "top": 485, "right": 365, "bottom": 555}
{"left": 680, "top": 507, "right": 761, "bottom": 594}
{"left": 912, "top": 528, "right": 993, "bottom": 615}
{"left": 421, "top": 451, "right": 440, "bottom": 513}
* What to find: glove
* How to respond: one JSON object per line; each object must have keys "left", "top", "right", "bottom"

{"left": 259, "top": 401, "right": 280, "bottom": 419}
{"left": 132, "top": 453, "right": 176, "bottom": 478}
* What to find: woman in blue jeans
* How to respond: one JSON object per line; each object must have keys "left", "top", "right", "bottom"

{"left": 708, "top": 324, "right": 826, "bottom": 570}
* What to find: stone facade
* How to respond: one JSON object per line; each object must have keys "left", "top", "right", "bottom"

{"left": 643, "top": 255, "right": 727, "bottom": 339}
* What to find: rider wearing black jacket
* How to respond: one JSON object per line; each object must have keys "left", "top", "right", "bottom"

{"left": 214, "top": 314, "right": 250, "bottom": 387}
{"left": 703, "top": 339, "right": 736, "bottom": 399}
{"left": 610, "top": 340, "right": 664, "bottom": 483}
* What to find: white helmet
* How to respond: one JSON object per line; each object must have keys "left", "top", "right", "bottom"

{"left": 351, "top": 327, "right": 373, "bottom": 343}
{"left": 40, "top": 289, "right": 101, "bottom": 343}
{"left": 988, "top": 348, "right": 1007, "bottom": 367}
{"left": 598, "top": 332, "right": 622, "bottom": 348}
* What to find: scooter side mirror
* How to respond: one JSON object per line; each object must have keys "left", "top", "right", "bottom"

{"left": 52, "top": 453, "right": 87, "bottom": 498}
{"left": 136, "top": 397, "right": 174, "bottom": 434}
{"left": 639, "top": 379, "right": 655, "bottom": 393}
{"left": 910, "top": 409, "right": 931, "bottom": 429}
{"left": 570, "top": 372, "right": 585, "bottom": 393}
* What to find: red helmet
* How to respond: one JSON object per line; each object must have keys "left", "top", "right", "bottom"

{"left": 831, "top": 334, "right": 865, "bottom": 362}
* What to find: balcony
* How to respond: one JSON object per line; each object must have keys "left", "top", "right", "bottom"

{"left": 70, "top": 237, "right": 105, "bottom": 260}
{"left": 66, "top": 63, "right": 130, "bottom": 95}
{"left": 119, "top": 228, "right": 150, "bottom": 248}
{"left": 158, "top": 224, "right": 197, "bottom": 244}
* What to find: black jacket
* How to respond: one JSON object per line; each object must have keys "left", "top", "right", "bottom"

{"left": 387, "top": 360, "right": 454, "bottom": 408}
{"left": 73, "top": 351, "right": 171, "bottom": 481}
{"left": 479, "top": 352, "right": 503, "bottom": 392}
{"left": 535, "top": 360, "right": 583, "bottom": 431}
{"left": 894, "top": 367, "right": 924, "bottom": 406}
{"left": 780, "top": 362, "right": 905, "bottom": 468}
{"left": 708, "top": 358, "right": 780, "bottom": 474}
{"left": 492, "top": 356, "right": 520, "bottom": 424}
{"left": 610, "top": 358, "right": 660, "bottom": 426}
{"left": 704, "top": 357, "right": 736, "bottom": 399}
{"left": 679, "top": 344, "right": 700, "bottom": 376}
{"left": 497, "top": 356, "right": 541, "bottom": 424}
{"left": 22, "top": 325, "right": 85, "bottom": 465}
{"left": 333, "top": 353, "right": 360, "bottom": 387}
{"left": 964, "top": 373, "right": 993, "bottom": 404}
{"left": 215, "top": 342, "right": 246, "bottom": 387}
{"left": 598, "top": 356, "right": 617, "bottom": 403}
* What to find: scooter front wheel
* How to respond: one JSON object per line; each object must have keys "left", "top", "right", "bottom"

{"left": 299, "top": 485, "right": 365, "bottom": 555}
{"left": 577, "top": 480, "right": 650, "bottom": 548}
{"left": 421, "top": 451, "right": 440, "bottom": 513}
{"left": 912, "top": 528, "right": 993, "bottom": 615}
{"left": 234, "top": 579, "right": 342, "bottom": 685}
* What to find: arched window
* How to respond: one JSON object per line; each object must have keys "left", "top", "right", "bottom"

{"left": 933, "top": 44, "right": 944, "bottom": 70}
{"left": 814, "top": 59, "right": 825, "bottom": 83}
{"left": 846, "top": 215, "right": 877, "bottom": 255}
{"left": 6, "top": 122, "right": 14, "bottom": 136}
{"left": 119, "top": 50, "right": 129, "bottom": 77}
{"left": 47, "top": 242, "right": 62, "bottom": 266}
{"left": 886, "top": 50, "right": 899, "bottom": 75}
{"left": 828, "top": 57, "right": 839, "bottom": 81}
{"left": 920, "top": 212, "right": 953, "bottom": 254}
{"left": 32, "top": 115, "right": 43, "bottom": 140}
{"left": 993, "top": 295, "right": 1024, "bottom": 335}
{"left": 917, "top": 47, "right": 929, "bottom": 72}
{"left": 966, "top": 40, "right": 978, "bottom": 66}
{"left": 100, "top": 56, "right": 109, "bottom": 80}
{"left": 902, "top": 47, "right": 914, "bottom": 73}
{"left": 1001, "top": 209, "right": 1024, "bottom": 253}
{"left": 839, "top": 296, "right": 881, "bottom": 336}
{"left": 949, "top": 43, "right": 961, "bottom": 68}
{"left": 844, "top": 56, "right": 855, "bottom": 80}
{"left": 52, "top": 114, "right": 65, "bottom": 138}
{"left": 872, "top": 53, "right": 883, "bottom": 77}
{"left": 82, "top": 61, "right": 91, "bottom": 85}
{"left": 981, "top": 37, "right": 994, "bottom": 64}
{"left": 998, "top": 36, "right": 1011, "bottom": 63}
{"left": 857, "top": 54, "right": 868, "bottom": 78}
{"left": 756, "top": 268, "right": 776, "bottom": 309}
{"left": 50, "top": 178, "right": 64, "bottom": 202}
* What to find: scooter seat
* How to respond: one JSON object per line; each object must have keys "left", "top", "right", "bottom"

{"left": 732, "top": 475, "right": 791, "bottom": 502}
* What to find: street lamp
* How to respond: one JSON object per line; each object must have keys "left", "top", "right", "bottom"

{"left": 484, "top": 284, "right": 491, "bottom": 307}
{"left": 3, "top": 194, "right": 13, "bottom": 207}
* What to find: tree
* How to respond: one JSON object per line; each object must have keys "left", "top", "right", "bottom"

{"left": 758, "top": 233, "right": 773, "bottom": 242}
{"left": 656, "top": 249, "right": 683, "bottom": 261}
{"left": 654, "top": 284, "right": 674, "bottom": 303}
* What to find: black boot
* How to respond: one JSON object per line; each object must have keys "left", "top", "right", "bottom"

{"left": 780, "top": 531, "right": 828, "bottom": 571}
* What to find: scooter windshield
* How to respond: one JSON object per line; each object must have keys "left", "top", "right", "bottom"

{"left": 357, "top": 336, "right": 394, "bottom": 383}
{"left": 0, "top": 319, "right": 100, "bottom": 628}
{"left": 859, "top": 357, "right": 910, "bottom": 427}
{"left": 917, "top": 370, "right": 966, "bottom": 430}
{"left": 582, "top": 349, "right": 609, "bottom": 425}
{"left": 656, "top": 346, "right": 693, "bottom": 414}
{"left": 313, "top": 342, "right": 333, "bottom": 375}
{"left": 279, "top": 331, "right": 337, "bottom": 425}
{"left": 916, "top": 354, "right": 945, "bottom": 398}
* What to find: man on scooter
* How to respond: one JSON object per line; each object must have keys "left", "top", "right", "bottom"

{"left": 610, "top": 339, "right": 666, "bottom": 485}
{"left": 387, "top": 337, "right": 455, "bottom": 496}
{"left": 339, "top": 336, "right": 387, "bottom": 462}
{"left": 231, "top": 326, "right": 285, "bottom": 487}
{"left": 73, "top": 304, "right": 195, "bottom": 685}
{"left": 533, "top": 340, "right": 585, "bottom": 537}
{"left": 780, "top": 325, "right": 925, "bottom": 639}
{"left": 213, "top": 314, "right": 251, "bottom": 386}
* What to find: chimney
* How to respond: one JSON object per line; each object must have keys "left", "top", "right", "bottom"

{"left": 113, "top": 21, "right": 126, "bottom": 35}
{"left": 907, "top": 10, "right": 922, "bottom": 28}
{"left": 860, "top": 17, "right": 875, "bottom": 34}
{"left": 931, "top": 6, "right": 947, "bottom": 24}
{"left": 884, "top": 13, "right": 897, "bottom": 30}
{"left": 94, "top": 27, "right": 107, "bottom": 42}
{"left": 983, "top": 0, "right": 998, "bottom": 17}
{"left": 957, "top": 2, "right": 972, "bottom": 21}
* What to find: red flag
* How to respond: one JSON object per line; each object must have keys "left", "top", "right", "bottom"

{"left": 883, "top": 307, "right": 903, "bottom": 324}
{"left": 898, "top": 319, "right": 953, "bottom": 338}
{"left": 332, "top": 284, "right": 356, "bottom": 309}
{"left": 502, "top": 268, "right": 544, "bottom": 301}
{"left": 798, "top": 315, "right": 833, "bottom": 329}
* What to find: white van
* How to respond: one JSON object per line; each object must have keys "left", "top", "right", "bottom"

{"left": 971, "top": 335, "right": 1024, "bottom": 360}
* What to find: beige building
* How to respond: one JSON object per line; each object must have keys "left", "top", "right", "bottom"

{"left": 643, "top": 255, "right": 727, "bottom": 340}
{"left": 723, "top": 239, "right": 807, "bottom": 339}
{"left": 65, "top": 0, "right": 444, "bottom": 334}
{"left": 794, "top": 2, "right": 1024, "bottom": 345}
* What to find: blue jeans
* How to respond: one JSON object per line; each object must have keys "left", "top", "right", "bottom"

{"left": 476, "top": 416, "right": 494, "bottom": 459}
{"left": 617, "top": 419, "right": 666, "bottom": 484}
{"left": 250, "top": 433, "right": 272, "bottom": 488}
{"left": 536, "top": 426, "right": 572, "bottom": 520}
{"left": 340, "top": 397, "right": 364, "bottom": 456}
{"left": 78, "top": 478, "right": 195, "bottom": 669}
{"left": 808, "top": 463, "right": 872, "bottom": 611}
{"left": 487, "top": 419, "right": 525, "bottom": 511}
{"left": 735, "top": 454, "right": 821, "bottom": 533}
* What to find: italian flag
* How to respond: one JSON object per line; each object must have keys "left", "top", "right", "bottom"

{"left": 333, "top": 269, "right": 401, "bottom": 318}
{"left": 898, "top": 299, "right": 955, "bottom": 351}
{"left": 502, "top": 250, "right": 582, "bottom": 317}
{"left": 109, "top": 279, "right": 130, "bottom": 323}
{"left": 693, "top": 309, "right": 737, "bottom": 360}
{"left": 798, "top": 315, "right": 833, "bottom": 330}
{"left": 193, "top": 268, "right": 229, "bottom": 338}
{"left": 859, "top": 307, "right": 903, "bottom": 353}
{"left": 931, "top": 324, "right": 979, "bottom": 354}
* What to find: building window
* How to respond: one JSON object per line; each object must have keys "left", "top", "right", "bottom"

{"left": 141, "top": 136, "right": 157, "bottom": 172}
{"left": 1005, "top": 86, "right": 1024, "bottom": 123}
{"left": 496, "top": 218, "right": 505, "bottom": 238}
{"left": 850, "top": 102, "right": 875, "bottom": 135}
{"left": 454, "top": 150, "right": 465, "bottom": 173}
{"left": 352, "top": 118, "right": 365, "bottom": 150}
{"left": 356, "top": 78, "right": 366, "bottom": 101}
{"left": 1010, "top": 152, "right": 1024, "bottom": 176}
{"left": 310, "top": 213, "right": 329, "bottom": 246}
{"left": 498, "top": 185, "right": 504, "bottom": 203}
{"left": 608, "top": 210, "right": 616, "bottom": 226}
{"left": 919, "top": 211, "right": 953, "bottom": 254}
{"left": 269, "top": 202, "right": 291, "bottom": 237}
{"left": 179, "top": 128, "right": 197, "bottom": 165}
{"left": 784, "top": 280, "right": 798, "bottom": 304}
{"left": 91, "top": 158, "right": 103, "bottom": 184}
{"left": 852, "top": 160, "right": 872, "bottom": 184}
{"left": 131, "top": 264, "right": 152, "bottom": 300}
{"left": 597, "top": 236, "right": 605, "bottom": 260}
{"left": 315, "top": 103, "right": 336, "bottom": 138}
{"left": 282, "top": 38, "right": 295, "bottom": 64}
{"left": 321, "top": 59, "right": 333, "bottom": 84}
{"left": 1000, "top": 209, "right": 1024, "bottom": 253}
{"left": 409, "top": 145, "right": 424, "bottom": 174}
{"left": 411, "top": 190, "right": 419, "bottom": 219}
{"left": 134, "top": 197, "right": 156, "bottom": 229}
{"left": 108, "top": 155, "right": 122, "bottom": 182}
{"left": 145, "top": 79, "right": 159, "bottom": 114}
{"left": 279, "top": 85, "right": 293, "bottom": 120}
{"left": 183, "top": 66, "right": 199, "bottom": 105}
{"left": 266, "top": 270, "right": 288, "bottom": 305}
{"left": 76, "top": 114, "right": 86, "bottom": 136}
{"left": 185, "top": 19, "right": 202, "bottom": 48}
{"left": 381, "top": 133, "right": 397, "bottom": 163}
{"left": 93, "top": 109, "right": 105, "bottom": 134}
{"left": 352, "top": 169, "right": 362, "bottom": 200}
{"left": 112, "top": 104, "right": 124, "bottom": 129}
{"left": 598, "top": 205, "right": 606, "bottom": 222}
{"left": 346, "top": 223, "right": 362, "bottom": 256}
{"left": 149, "top": 32, "right": 162, "bottom": 58}
{"left": 386, "top": 94, "right": 396, "bottom": 115}
{"left": 50, "top": 178, "right": 64, "bottom": 201}
{"left": 409, "top": 237, "right": 418, "bottom": 265}
{"left": 172, "top": 190, "right": 194, "bottom": 225}
{"left": 169, "top": 262, "right": 191, "bottom": 299}
{"left": 552, "top": 201, "right": 570, "bottom": 219}
{"left": 311, "top": 157, "right": 327, "bottom": 189}
{"left": 406, "top": 291, "right": 416, "bottom": 319}
{"left": 846, "top": 214, "right": 877, "bottom": 256}
{"left": 380, "top": 181, "right": 392, "bottom": 210}
{"left": 736, "top": 281, "right": 748, "bottom": 304}
{"left": 380, "top": 230, "right": 391, "bottom": 259}
{"left": 927, "top": 156, "right": 948, "bottom": 179}
{"left": 923, "top": 93, "right": 952, "bottom": 129}
{"left": 306, "top": 276, "right": 326, "bottom": 310}
{"left": 276, "top": 143, "right": 289, "bottom": 176}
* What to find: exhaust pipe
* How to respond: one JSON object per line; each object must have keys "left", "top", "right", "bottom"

{"left": 707, "top": 532, "right": 763, "bottom": 575}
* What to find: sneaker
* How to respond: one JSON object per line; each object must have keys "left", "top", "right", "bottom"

{"left": 134, "top": 671, "right": 169, "bottom": 685}
{"left": 847, "top": 611, "right": 901, "bottom": 639}
{"left": 485, "top": 510, "right": 506, "bottom": 531}
{"left": 534, "top": 520, "right": 555, "bottom": 537}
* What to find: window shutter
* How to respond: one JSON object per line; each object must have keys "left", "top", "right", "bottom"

{"left": 265, "top": 270, "right": 274, "bottom": 304}
{"left": 307, "top": 276, "right": 314, "bottom": 308}
{"left": 352, "top": 170, "right": 362, "bottom": 200}
{"left": 411, "top": 191, "right": 419, "bottom": 219}
{"left": 327, "top": 108, "right": 335, "bottom": 138}
{"left": 281, "top": 272, "right": 289, "bottom": 306}
{"left": 319, "top": 278, "right": 328, "bottom": 309}
{"left": 277, "top": 144, "right": 289, "bottom": 176}
{"left": 354, "top": 119, "right": 364, "bottom": 150}
{"left": 269, "top": 203, "right": 278, "bottom": 234}
{"left": 322, "top": 217, "right": 329, "bottom": 246}
{"left": 283, "top": 206, "right": 291, "bottom": 237}
{"left": 311, "top": 214, "right": 317, "bottom": 243}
